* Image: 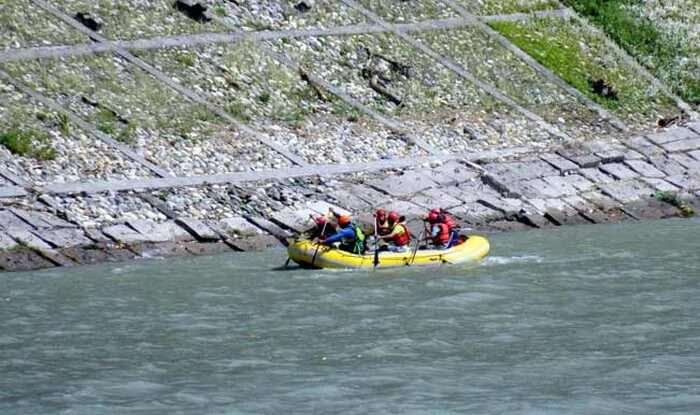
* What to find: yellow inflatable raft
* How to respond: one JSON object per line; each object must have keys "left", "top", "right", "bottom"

{"left": 287, "top": 235, "right": 490, "bottom": 269}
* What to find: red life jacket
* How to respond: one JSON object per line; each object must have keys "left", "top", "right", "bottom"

{"left": 433, "top": 223, "right": 451, "bottom": 245}
{"left": 391, "top": 223, "right": 411, "bottom": 246}
{"left": 440, "top": 212, "right": 456, "bottom": 231}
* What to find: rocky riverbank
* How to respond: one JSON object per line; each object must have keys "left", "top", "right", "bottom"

{"left": 1, "top": 122, "right": 698, "bottom": 272}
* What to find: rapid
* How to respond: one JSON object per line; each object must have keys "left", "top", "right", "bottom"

{"left": 1, "top": 218, "right": 699, "bottom": 414}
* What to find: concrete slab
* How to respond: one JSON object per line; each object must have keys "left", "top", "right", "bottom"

{"left": 0, "top": 231, "right": 19, "bottom": 251}
{"left": 541, "top": 176, "right": 580, "bottom": 197}
{"left": 477, "top": 195, "right": 524, "bottom": 217}
{"left": 103, "top": 224, "right": 149, "bottom": 244}
{"left": 668, "top": 153, "right": 700, "bottom": 170}
{"left": 599, "top": 180, "right": 655, "bottom": 203}
{"left": 0, "top": 210, "right": 34, "bottom": 231}
{"left": 580, "top": 191, "right": 624, "bottom": 212}
{"left": 368, "top": 170, "right": 437, "bottom": 197}
{"left": 305, "top": 201, "right": 350, "bottom": 217}
{"left": 662, "top": 138, "right": 700, "bottom": 153}
{"left": 599, "top": 163, "right": 639, "bottom": 180}
{"left": 427, "top": 161, "right": 480, "bottom": 185}
{"left": 128, "top": 220, "right": 193, "bottom": 243}
{"left": 623, "top": 199, "right": 680, "bottom": 220}
{"left": 646, "top": 127, "right": 698, "bottom": 145}
{"left": 623, "top": 160, "right": 666, "bottom": 178}
{"left": 452, "top": 181, "right": 500, "bottom": 203}
{"left": 6, "top": 229, "right": 74, "bottom": 266}
{"left": 666, "top": 174, "right": 700, "bottom": 191}
{"left": 0, "top": 249, "right": 55, "bottom": 271}
{"left": 523, "top": 178, "right": 572, "bottom": 199}
{"left": 33, "top": 228, "right": 92, "bottom": 249}
{"left": 687, "top": 121, "right": 700, "bottom": 135}
{"left": 557, "top": 148, "right": 600, "bottom": 168}
{"left": 579, "top": 167, "right": 616, "bottom": 184}
{"left": 688, "top": 150, "right": 700, "bottom": 161}
{"left": 381, "top": 200, "right": 426, "bottom": 219}
{"left": 346, "top": 184, "right": 388, "bottom": 205}
{"left": 326, "top": 189, "right": 372, "bottom": 212}
{"left": 526, "top": 198, "right": 570, "bottom": 214}
{"left": 649, "top": 156, "right": 687, "bottom": 176}
{"left": 449, "top": 202, "right": 504, "bottom": 225}
{"left": 9, "top": 208, "right": 74, "bottom": 229}
{"left": 541, "top": 153, "right": 578, "bottom": 174}
{"left": 244, "top": 216, "right": 293, "bottom": 242}
{"left": 584, "top": 140, "right": 627, "bottom": 163}
{"left": 562, "top": 174, "right": 595, "bottom": 192}
{"left": 622, "top": 136, "right": 665, "bottom": 158}
{"left": 563, "top": 196, "right": 611, "bottom": 224}
{"left": 0, "top": 186, "right": 27, "bottom": 198}
{"left": 217, "top": 217, "right": 263, "bottom": 238}
{"left": 485, "top": 159, "right": 558, "bottom": 182}
{"left": 228, "top": 234, "right": 280, "bottom": 251}
{"left": 271, "top": 207, "right": 318, "bottom": 233}
{"left": 640, "top": 178, "right": 680, "bottom": 193}
{"left": 175, "top": 218, "right": 220, "bottom": 241}
{"left": 410, "top": 187, "right": 464, "bottom": 210}
{"left": 83, "top": 227, "right": 112, "bottom": 243}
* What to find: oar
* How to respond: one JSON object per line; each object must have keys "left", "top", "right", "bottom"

{"left": 373, "top": 216, "right": 380, "bottom": 268}
{"left": 310, "top": 220, "right": 328, "bottom": 268}
{"left": 408, "top": 228, "right": 425, "bottom": 266}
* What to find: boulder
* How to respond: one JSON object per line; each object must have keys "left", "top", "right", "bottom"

{"left": 174, "top": 0, "right": 212, "bottom": 22}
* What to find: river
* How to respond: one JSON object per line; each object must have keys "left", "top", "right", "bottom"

{"left": 1, "top": 218, "right": 699, "bottom": 414}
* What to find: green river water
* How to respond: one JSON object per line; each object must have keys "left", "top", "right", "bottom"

{"left": 1, "top": 218, "right": 699, "bottom": 414}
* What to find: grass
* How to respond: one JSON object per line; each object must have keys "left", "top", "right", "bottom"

{"left": 174, "top": 51, "right": 196, "bottom": 67}
{"left": 656, "top": 191, "right": 695, "bottom": 217}
{"left": 561, "top": 0, "right": 700, "bottom": 105}
{"left": 489, "top": 17, "right": 676, "bottom": 117}
{"left": 0, "top": 129, "right": 56, "bottom": 161}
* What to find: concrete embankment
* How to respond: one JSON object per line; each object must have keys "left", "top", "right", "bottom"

{"left": 1, "top": 124, "right": 699, "bottom": 271}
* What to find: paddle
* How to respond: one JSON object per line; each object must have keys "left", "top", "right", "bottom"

{"left": 408, "top": 228, "right": 425, "bottom": 266}
{"left": 310, "top": 220, "right": 328, "bottom": 268}
{"left": 373, "top": 216, "right": 380, "bottom": 268}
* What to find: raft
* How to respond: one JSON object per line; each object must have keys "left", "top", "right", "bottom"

{"left": 287, "top": 235, "right": 490, "bottom": 269}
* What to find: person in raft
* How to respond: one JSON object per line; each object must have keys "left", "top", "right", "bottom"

{"left": 374, "top": 208, "right": 391, "bottom": 236}
{"left": 378, "top": 211, "right": 411, "bottom": 252}
{"left": 321, "top": 214, "right": 366, "bottom": 254}
{"left": 425, "top": 209, "right": 455, "bottom": 250}
{"left": 303, "top": 214, "right": 337, "bottom": 240}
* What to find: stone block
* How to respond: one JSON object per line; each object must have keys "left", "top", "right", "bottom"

{"left": 649, "top": 156, "right": 687, "bottom": 176}
{"left": 622, "top": 136, "right": 665, "bottom": 158}
{"left": 183, "top": 241, "right": 233, "bottom": 256}
{"left": 515, "top": 212, "right": 552, "bottom": 228}
{"left": 326, "top": 189, "right": 371, "bottom": 212}
{"left": 452, "top": 180, "right": 501, "bottom": 203}
{"left": 563, "top": 196, "right": 612, "bottom": 224}
{"left": 0, "top": 231, "right": 19, "bottom": 251}
{"left": 669, "top": 153, "right": 700, "bottom": 170}
{"left": 662, "top": 138, "right": 700, "bottom": 153}
{"left": 562, "top": 174, "right": 595, "bottom": 192}
{"left": 525, "top": 198, "right": 570, "bottom": 214}
{"left": 9, "top": 208, "right": 74, "bottom": 229}
{"left": 410, "top": 187, "right": 464, "bottom": 210}
{"left": 486, "top": 220, "right": 532, "bottom": 232}
{"left": 228, "top": 234, "right": 280, "bottom": 251}
{"left": 131, "top": 241, "right": 192, "bottom": 258}
{"left": 541, "top": 153, "right": 578, "bottom": 174}
{"left": 599, "top": 180, "right": 655, "bottom": 204}
{"left": 557, "top": 148, "right": 600, "bottom": 168}
{"left": 423, "top": 161, "right": 479, "bottom": 185}
{"left": 477, "top": 195, "right": 524, "bottom": 217}
{"left": 623, "top": 198, "right": 680, "bottom": 220}
{"left": 599, "top": 163, "right": 639, "bottom": 180}
{"left": 541, "top": 176, "right": 580, "bottom": 197}
{"left": 687, "top": 121, "right": 700, "bottom": 134}
{"left": 580, "top": 191, "right": 623, "bottom": 212}
{"left": 33, "top": 228, "right": 92, "bottom": 249}
{"left": 0, "top": 249, "right": 54, "bottom": 271}
{"left": 666, "top": 174, "right": 700, "bottom": 191}
{"left": 544, "top": 208, "right": 590, "bottom": 226}
{"left": 103, "top": 224, "right": 149, "bottom": 244}
{"left": 271, "top": 207, "right": 318, "bottom": 233}
{"left": 128, "top": 220, "right": 193, "bottom": 243}
{"left": 83, "top": 227, "right": 112, "bottom": 243}
{"left": 0, "top": 210, "right": 33, "bottom": 231}
{"left": 368, "top": 171, "right": 437, "bottom": 197}
{"left": 646, "top": 127, "right": 698, "bottom": 145}
{"left": 687, "top": 150, "right": 700, "bottom": 162}
{"left": 176, "top": 218, "right": 219, "bottom": 241}
{"left": 6, "top": 229, "right": 74, "bottom": 267}
{"left": 579, "top": 167, "right": 616, "bottom": 184}
{"left": 640, "top": 178, "right": 679, "bottom": 193}
{"left": 61, "top": 246, "right": 112, "bottom": 265}
{"left": 305, "top": 201, "right": 350, "bottom": 217}
{"left": 449, "top": 202, "right": 504, "bottom": 225}
{"left": 520, "top": 178, "right": 570, "bottom": 199}
{"left": 347, "top": 184, "right": 388, "bottom": 205}
{"left": 623, "top": 160, "right": 666, "bottom": 178}
{"left": 244, "top": 216, "right": 293, "bottom": 242}
{"left": 217, "top": 217, "right": 262, "bottom": 238}
{"left": 381, "top": 200, "right": 426, "bottom": 219}
{"left": 485, "top": 159, "right": 558, "bottom": 182}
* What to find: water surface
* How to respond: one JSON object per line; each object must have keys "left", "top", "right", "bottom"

{"left": 1, "top": 218, "right": 699, "bottom": 414}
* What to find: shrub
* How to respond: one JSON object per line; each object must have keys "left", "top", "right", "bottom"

{"left": 0, "top": 129, "right": 56, "bottom": 161}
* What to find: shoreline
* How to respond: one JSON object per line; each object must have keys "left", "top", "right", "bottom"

{"left": 1, "top": 123, "right": 699, "bottom": 272}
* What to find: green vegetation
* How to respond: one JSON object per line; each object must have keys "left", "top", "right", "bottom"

{"left": 490, "top": 17, "right": 676, "bottom": 117}
{"left": 656, "top": 191, "right": 695, "bottom": 217}
{"left": 561, "top": 0, "right": 700, "bottom": 104}
{"left": 213, "top": 5, "right": 227, "bottom": 17}
{"left": 478, "top": 0, "right": 559, "bottom": 15}
{"left": 0, "top": 129, "right": 56, "bottom": 161}
{"left": 174, "top": 51, "right": 196, "bottom": 67}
